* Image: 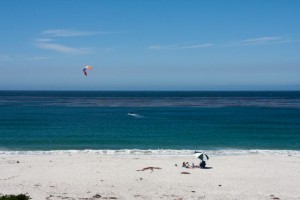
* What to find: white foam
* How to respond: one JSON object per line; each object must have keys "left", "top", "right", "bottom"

{"left": 127, "top": 113, "right": 144, "bottom": 118}
{"left": 0, "top": 149, "right": 300, "bottom": 157}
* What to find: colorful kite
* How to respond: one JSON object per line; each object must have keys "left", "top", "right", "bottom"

{"left": 83, "top": 65, "right": 92, "bottom": 77}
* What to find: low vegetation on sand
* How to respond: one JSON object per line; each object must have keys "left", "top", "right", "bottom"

{"left": 0, "top": 194, "right": 30, "bottom": 200}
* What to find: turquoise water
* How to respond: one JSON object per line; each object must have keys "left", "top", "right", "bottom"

{"left": 0, "top": 91, "right": 300, "bottom": 153}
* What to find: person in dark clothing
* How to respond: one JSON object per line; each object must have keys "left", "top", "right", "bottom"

{"left": 200, "top": 161, "right": 206, "bottom": 168}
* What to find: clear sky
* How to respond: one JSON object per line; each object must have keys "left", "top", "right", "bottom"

{"left": 0, "top": 0, "right": 300, "bottom": 90}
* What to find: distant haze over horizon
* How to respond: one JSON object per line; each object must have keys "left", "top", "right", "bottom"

{"left": 0, "top": 1, "right": 300, "bottom": 90}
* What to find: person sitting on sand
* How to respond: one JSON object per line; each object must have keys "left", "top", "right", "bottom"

{"left": 185, "top": 162, "right": 191, "bottom": 168}
{"left": 182, "top": 162, "right": 186, "bottom": 167}
{"left": 200, "top": 161, "right": 206, "bottom": 169}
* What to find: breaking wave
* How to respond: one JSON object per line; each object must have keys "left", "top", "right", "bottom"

{"left": 1, "top": 149, "right": 300, "bottom": 157}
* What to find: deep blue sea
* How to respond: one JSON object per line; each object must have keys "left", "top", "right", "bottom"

{"left": 0, "top": 91, "right": 300, "bottom": 155}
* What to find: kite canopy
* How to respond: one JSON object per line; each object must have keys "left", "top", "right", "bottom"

{"left": 83, "top": 65, "right": 92, "bottom": 77}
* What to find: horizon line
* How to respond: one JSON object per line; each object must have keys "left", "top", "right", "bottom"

{"left": 0, "top": 90, "right": 300, "bottom": 92}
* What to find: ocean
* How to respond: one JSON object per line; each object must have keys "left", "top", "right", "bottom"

{"left": 0, "top": 91, "right": 300, "bottom": 156}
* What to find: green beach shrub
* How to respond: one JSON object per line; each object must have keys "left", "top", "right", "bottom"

{"left": 0, "top": 194, "right": 30, "bottom": 200}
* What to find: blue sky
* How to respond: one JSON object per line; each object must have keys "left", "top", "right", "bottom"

{"left": 0, "top": 0, "right": 300, "bottom": 90}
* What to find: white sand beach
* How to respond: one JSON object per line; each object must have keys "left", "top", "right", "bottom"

{"left": 0, "top": 154, "right": 299, "bottom": 200}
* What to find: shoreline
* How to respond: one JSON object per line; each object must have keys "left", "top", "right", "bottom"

{"left": 1, "top": 154, "right": 299, "bottom": 200}
{"left": 1, "top": 149, "right": 300, "bottom": 157}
